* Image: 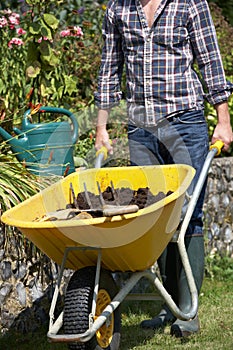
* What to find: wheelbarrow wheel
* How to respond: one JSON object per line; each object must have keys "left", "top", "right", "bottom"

{"left": 63, "top": 266, "right": 121, "bottom": 350}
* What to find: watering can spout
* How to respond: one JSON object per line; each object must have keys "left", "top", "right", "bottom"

{"left": 0, "top": 125, "right": 18, "bottom": 142}
{"left": 0, "top": 125, "right": 13, "bottom": 142}
{"left": 0, "top": 125, "right": 29, "bottom": 160}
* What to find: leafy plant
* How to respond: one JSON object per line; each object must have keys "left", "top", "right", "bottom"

{"left": 0, "top": 143, "right": 53, "bottom": 212}
{"left": 0, "top": 1, "right": 105, "bottom": 134}
{"left": 0, "top": 7, "right": 28, "bottom": 131}
{"left": 208, "top": 0, "right": 233, "bottom": 26}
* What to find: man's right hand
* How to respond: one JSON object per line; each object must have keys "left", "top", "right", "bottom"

{"left": 95, "top": 109, "right": 113, "bottom": 154}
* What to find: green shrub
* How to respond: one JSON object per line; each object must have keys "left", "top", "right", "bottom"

{"left": 0, "top": 1, "right": 105, "bottom": 132}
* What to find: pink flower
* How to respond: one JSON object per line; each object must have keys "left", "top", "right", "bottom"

{"left": 73, "top": 26, "right": 83, "bottom": 37}
{"left": 60, "top": 29, "right": 71, "bottom": 37}
{"left": 60, "top": 26, "right": 83, "bottom": 38}
{"left": 9, "top": 12, "right": 20, "bottom": 21}
{"left": 0, "top": 16, "right": 8, "bottom": 28}
{"left": 37, "top": 36, "right": 53, "bottom": 43}
{"left": 8, "top": 37, "right": 24, "bottom": 48}
{"left": 16, "top": 27, "right": 26, "bottom": 36}
{"left": 8, "top": 13, "right": 20, "bottom": 29}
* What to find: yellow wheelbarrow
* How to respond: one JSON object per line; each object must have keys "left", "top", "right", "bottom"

{"left": 1, "top": 141, "right": 223, "bottom": 350}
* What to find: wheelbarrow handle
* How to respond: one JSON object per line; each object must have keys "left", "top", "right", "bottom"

{"left": 209, "top": 140, "right": 224, "bottom": 156}
{"left": 178, "top": 139, "right": 224, "bottom": 242}
{"left": 95, "top": 142, "right": 112, "bottom": 168}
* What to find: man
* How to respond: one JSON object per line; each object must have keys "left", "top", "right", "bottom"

{"left": 94, "top": 0, "right": 233, "bottom": 338}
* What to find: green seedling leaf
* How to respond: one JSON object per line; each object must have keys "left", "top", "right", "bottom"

{"left": 29, "top": 22, "right": 41, "bottom": 35}
{"left": 43, "top": 14, "right": 59, "bottom": 30}
{"left": 26, "top": 61, "right": 41, "bottom": 78}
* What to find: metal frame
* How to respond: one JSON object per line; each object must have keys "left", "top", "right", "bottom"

{"left": 47, "top": 146, "right": 219, "bottom": 345}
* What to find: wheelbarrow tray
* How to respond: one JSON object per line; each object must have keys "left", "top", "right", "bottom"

{"left": 1, "top": 164, "right": 195, "bottom": 272}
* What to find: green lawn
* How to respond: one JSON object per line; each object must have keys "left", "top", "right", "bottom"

{"left": 0, "top": 277, "right": 232, "bottom": 350}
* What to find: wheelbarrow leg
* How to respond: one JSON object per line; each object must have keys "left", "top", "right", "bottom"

{"left": 170, "top": 235, "right": 204, "bottom": 337}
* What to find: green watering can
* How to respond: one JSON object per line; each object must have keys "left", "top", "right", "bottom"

{"left": 0, "top": 106, "right": 79, "bottom": 176}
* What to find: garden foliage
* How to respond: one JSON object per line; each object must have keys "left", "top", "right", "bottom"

{"left": 0, "top": 0, "right": 105, "bottom": 131}
{"left": 0, "top": 0, "right": 106, "bottom": 208}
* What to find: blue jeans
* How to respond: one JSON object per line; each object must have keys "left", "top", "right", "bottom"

{"left": 128, "top": 110, "right": 209, "bottom": 236}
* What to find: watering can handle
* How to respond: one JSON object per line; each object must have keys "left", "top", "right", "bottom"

{"left": 24, "top": 106, "right": 79, "bottom": 145}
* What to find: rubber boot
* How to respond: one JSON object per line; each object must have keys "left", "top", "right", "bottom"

{"left": 170, "top": 236, "right": 205, "bottom": 338}
{"left": 140, "top": 243, "right": 178, "bottom": 330}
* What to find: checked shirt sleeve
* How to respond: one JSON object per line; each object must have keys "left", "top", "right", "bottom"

{"left": 94, "top": 1, "right": 124, "bottom": 110}
{"left": 188, "top": 0, "right": 233, "bottom": 105}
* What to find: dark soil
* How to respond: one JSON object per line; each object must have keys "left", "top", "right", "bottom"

{"left": 68, "top": 186, "right": 173, "bottom": 213}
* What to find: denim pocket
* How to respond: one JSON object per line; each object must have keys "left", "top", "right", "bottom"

{"left": 175, "top": 111, "right": 206, "bottom": 125}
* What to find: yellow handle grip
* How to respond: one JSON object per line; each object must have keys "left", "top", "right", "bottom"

{"left": 209, "top": 140, "right": 224, "bottom": 156}
{"left": 96, "top": 146, "right": 109, "bottom": 161}
{"left": 96, "top": 140, "right": 112, "bottom": 161}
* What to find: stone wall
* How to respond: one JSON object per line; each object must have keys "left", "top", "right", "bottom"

{"left": 203, "top": 156, "right": 233, "bottom": 258}
{"left": 0, "top": 157, "right": 232, "bottom": 333}
{"left": 0, "top": 228, "right": 70, "bottom": 334}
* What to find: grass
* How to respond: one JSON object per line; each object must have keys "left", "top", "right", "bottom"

{"left": 0, "top": 277, "right": 232, "bottom": 350}
{"left": 120, "top": 278, "right": 233, "bottom": 350}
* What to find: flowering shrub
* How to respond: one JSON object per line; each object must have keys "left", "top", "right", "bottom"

{"left": 0, "top": 8, "right": 28, "bottom": 130}
{"left": 0, "top": 0, "right": 107, "bottom": 216}
{"left": 0, "top": 0, "right": 105, "bottom": 132}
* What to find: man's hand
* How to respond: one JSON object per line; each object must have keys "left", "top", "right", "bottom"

{"left": 212, "top": 102, "right": 233, "bottom": 152}
{"left": 211, "top": 122, "right": 233, "bottom": 152}
{"left": 95, "top": 109, "right": 113, "bottom": 154}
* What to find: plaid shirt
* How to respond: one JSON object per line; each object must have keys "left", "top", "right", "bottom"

{"left": 95, "top": 0, "right": 232, "bottom": 126}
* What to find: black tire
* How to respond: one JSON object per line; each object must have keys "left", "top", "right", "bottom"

{"left": 63, "top": 266, "right": 121, "bottom": 350}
